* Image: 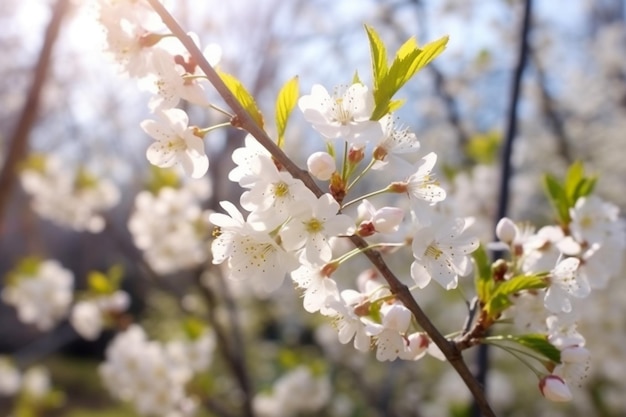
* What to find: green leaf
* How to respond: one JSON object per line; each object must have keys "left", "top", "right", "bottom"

{"left": 508, "top": 334, "right": 561, "bottom": 363}
{"left": 275, "top": 76, "right": 299, "bottom": 148}
{"left": 218, "top": 71, "right": 264, "bottom": 128}
{"left": 564, "top": 161, "right": 584, "bottom": 203}
{"left": 352, "top": 70, "right": 362, "bottom": 85}
{"left": 88, "top": 271, "right": 113, "bottom": 295}
{"left": 364, "top": 25, "right": 388, "bottom": 93}
{"left": 485, "top": 274, "right": 548, "bottom": 317}
{"left": 183, "top": 316, "right": 206, "bottom": 340}
{"left": 574, "top": 176, "right": 597, "bottom": 200}
{"left": 542, "top": 173, "right": 570, "bottom": 223}
{"left": 465, "top": 131, "right": 501, "bottom": 164}
{"left": 472, "top": 245, "right": 493, "bottom": 303}
{"left": 369, "top": 32, "right": 449, "bottom": 120}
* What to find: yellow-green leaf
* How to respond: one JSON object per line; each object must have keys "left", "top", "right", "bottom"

{"left": 472, "top": 245, "right": 493, "bottom": 303}
{"left": 219, "top": 71, "right": 264, "bottom": 128}
{"left": 275, "top": 76, "right": 299, "bottom": 148}
{"left": 364, "top": 25, "right": 388, "bottom": 92}
{"left": 87, "top": 271, "right": 113, "bottom": 295}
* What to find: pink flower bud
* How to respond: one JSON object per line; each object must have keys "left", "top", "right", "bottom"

{"left": 496, "top": 217, "right": 518, "bottom": 244}
{"left": 399, "top": 332, "right": 429, "bottom": 361}
{"left": 307, "top": 151, "right": 336, "bottom": 181}
{"left": 372, "top": 207, "right": 404, "bottom": 234}
{"left": 539, "top": 375, "right": 572, "bottom": 402}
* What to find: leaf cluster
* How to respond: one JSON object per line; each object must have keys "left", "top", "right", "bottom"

{"left": 543, "top": 161, "right": 596, "bottom": 224}
{"left": 365, "top": 25, "right": 448, "bottom": 120}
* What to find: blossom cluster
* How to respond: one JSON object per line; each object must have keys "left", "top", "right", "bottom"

{"left": 490, "top": 193, "right": 626, "bottom": 400}
{"left": 99, "top": 324, "right": 215, "bottom": 417}
{"left": 2, "top": 258, "right": 73, "bottom": 331}
{"left": 128, "top": 177, "right": 212, "bottom": 274}
{"left": 19, "top": 154, "right": 120, "bottom": 233}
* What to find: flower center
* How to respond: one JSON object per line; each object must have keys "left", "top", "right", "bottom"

{"left": 333, "top": 98, "right": 351, "bottom": 125}
{"left": 425, "top": 244, "right": 443, "bottom": 260}
{"left": 305, "top": 218, "right": 324, "bottom": 233}
{"left": 273, "top": 181, "right": 289, "bottom": 198}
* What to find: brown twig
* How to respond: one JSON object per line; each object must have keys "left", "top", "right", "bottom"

{"left": 0, "top": 0, "right": 71, "bottom": 230}
{"left": 145, "top": 1, "right": 496, "bottom": 416}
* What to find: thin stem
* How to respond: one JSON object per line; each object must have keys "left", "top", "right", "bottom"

{"left": 342, "top": 186, "right": 391, "bottom": 210}
{"left": 196, "top": 122, "right": 232, "bottom": 136}
{"left": 348, "top": 157, "right": 377, "bottom": 191}
{"left": 482, "top": 340, "right": 544, "bottom": 377}
{"left": 146, "top": 2, "right": 496, "bottom": 416}
{"left": 209, "top": 103, "right": 235, "bottom": 118}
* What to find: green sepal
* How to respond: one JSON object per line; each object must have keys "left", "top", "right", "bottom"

{"left": 218, "top": 71, "right": 265, "bottom": 128}
{"left": 275, "top": 76, "right": 299, "bottom": 148}
{"left": 472, "top": 245, "right": 493, "bottom": 303}
{"left": 484, "top": 273, "right": 548, "bottom": 317}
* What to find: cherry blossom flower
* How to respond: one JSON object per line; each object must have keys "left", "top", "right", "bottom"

{"left": 141, "top": 108, "right": 209, "bottom": 178}
{"left": 240, "top": 156, "right": 316, "bottom": 230}
{"left": 357, "top": 199, "right": 404, "bottom": 235}
{"left": 390, "top": 152, "right": 446, "bottom": 219}
{"left": 365, "top": 303, "right": 412, "bottom": 361}
{"left": 147, "top": 47, "right": 212, "bottom": 112}
{"left": 323, "top": 289, "right": 371, "bottom": 352}
{"left": 100, "top": 325, "right": 209, "bottom": 417}
{"left": 128, "top": 182, "right": 212, "bottom": 274}
{"left": 298, "top": 83, "right": 381, "bottom": 145}
{"left": 253, "top": 366, "right": 331, "bottom": 417}
{"left": 20, "top": 155, "right": 120, "bottom": 233}
{"left": 210, "top": 201, "right": 298, "bottom": 294}
{"left": 569, "top": 196, "right": 620, "bottom": 245}
{"left": 411, "top": 215, "right": 479, "bottom": 290}
{"left": 280, "top": 194, "right": 355, "bottom": 265}
{"left": 372, "top": 114, "right": 420, "bottom": 170}
{"left": 544, "top": 257, "right": 590, "bottom": 313}
{"left": 2, "top": 259, "right": 73, "bottom": 331}
{"left": 291, "top": 264, "right": 340, "bottom": 315}
{"left": 71, "top": 291, "right": 130, "bottom": 341}
{"left": 229, "top": 134, "right": 274, "bottom": 187}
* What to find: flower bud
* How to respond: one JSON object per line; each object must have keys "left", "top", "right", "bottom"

{"left": 307, "top": 151, "right": 336, "bottom": 181}
{"left": 399, "top": 332, "right": 429, "bottom": 361}
{"left": 539, "top": 375, "right": 572, "bottom": 402}
{"left": 496, "top": 217, "right": 518, "bottom": 244}
{"left": 372, "top": 207, "right": 404, "bottom": 234}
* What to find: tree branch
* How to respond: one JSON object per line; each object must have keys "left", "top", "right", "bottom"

{"left": 472, "top": 1, "right": 533, "bottom": 416}
{"left": 145, "top": 1, "right": 496, "bottom": 416}
{"left": 0, "top": 0, "right": 71, "bottom": 229}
